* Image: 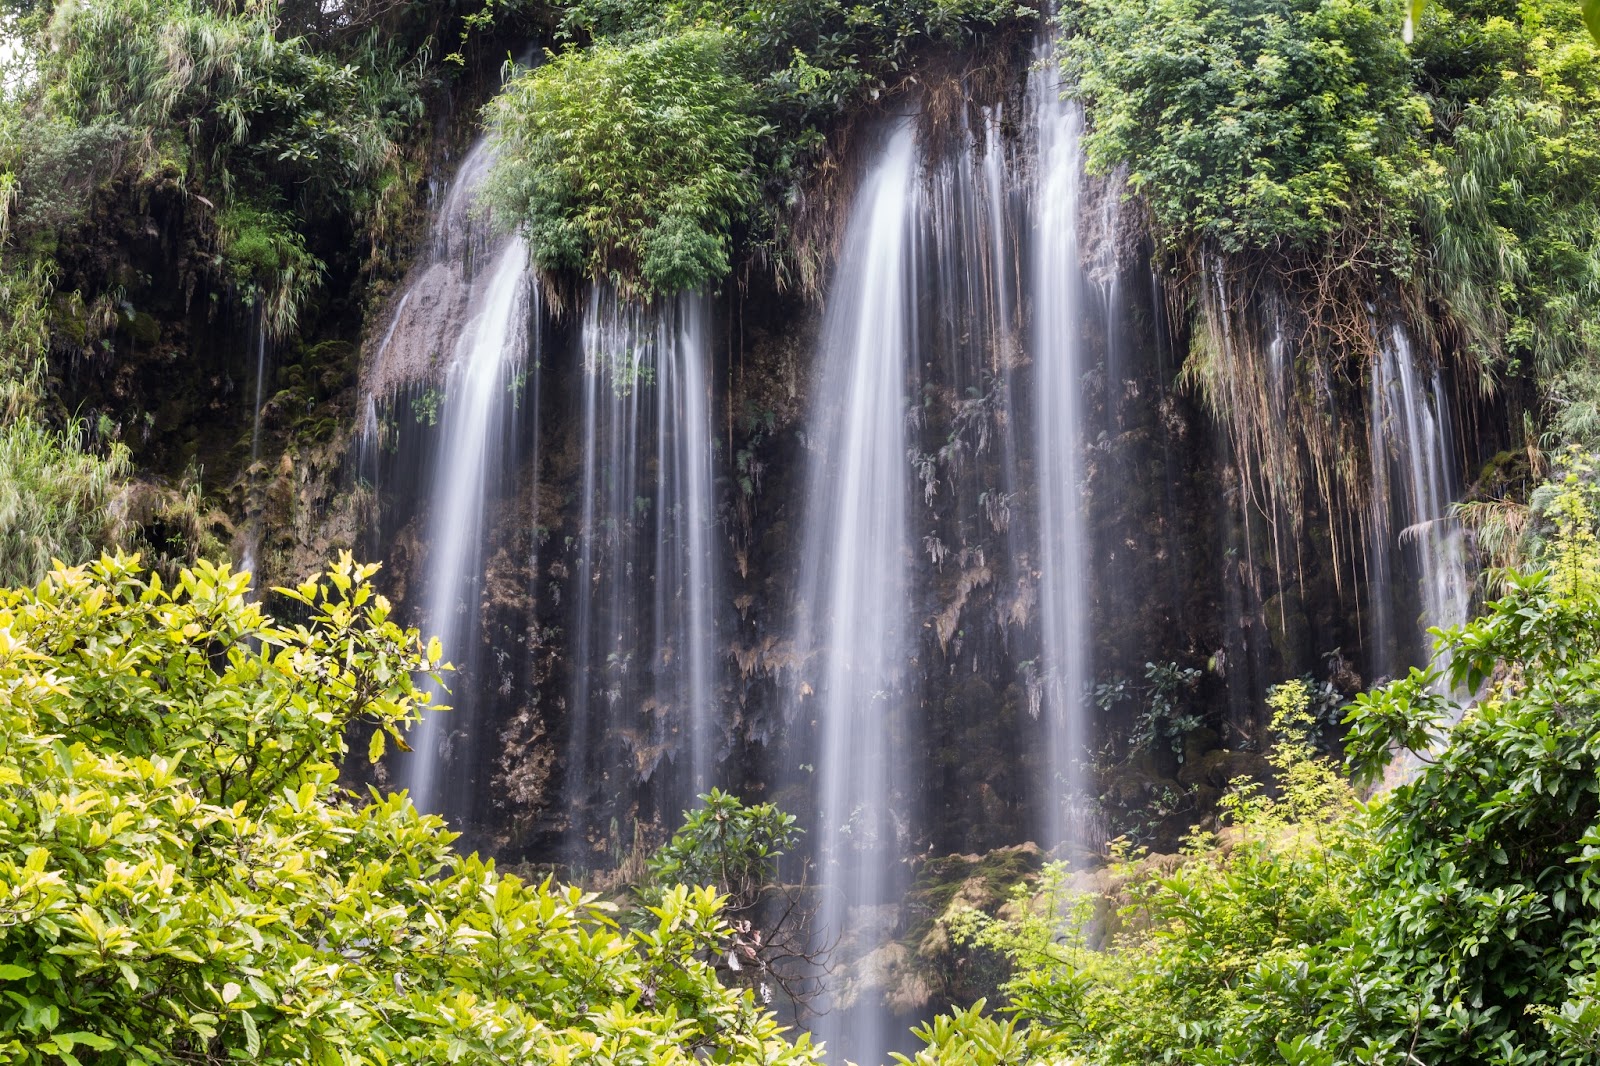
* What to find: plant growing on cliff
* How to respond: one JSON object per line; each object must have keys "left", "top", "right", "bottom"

{"left": 485, "top": 29, "right": 765, "bottom": 297}
{"left": 0, "top": 417, "right": 130, "bottom": 589}
{"left": 0, "top": 553, "right": 821, "bottom": 1065}
{"left": 1063, "top": 0, "right": 1429, "bottom": 264}
{"left": 485, "top": 0, "right": 1031, "bottom": 295}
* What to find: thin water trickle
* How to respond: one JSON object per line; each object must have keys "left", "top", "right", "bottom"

{"left": 240, "top": 312, "right": 269, "bottom": 579}
{"left": 565, "top": 289, "right": 722, "bottom": 858}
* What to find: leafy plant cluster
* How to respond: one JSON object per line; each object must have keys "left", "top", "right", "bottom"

{"left": 484, "top": 0, "right": 1032, "bottom": 295}
{"left": 644, "top": 788, "right": 800, "bottom": 910}
{"left": 904, "top": 474, "right": 1600, "bottom": 1064}
{"left": 1417, "top": 0, "right": 1600, "bottom": 441}
{"left": 1065, "top": 0, "right": 1428, "bottom": 263}
{"left": 1093, "top": 660, "right": 1205, "bottom": 763}
{"left": 1064, "top": 0, "right": 1600, "bottom": 450}
{"left": 0, "top": 552, "right": 820, "bottom": 1065}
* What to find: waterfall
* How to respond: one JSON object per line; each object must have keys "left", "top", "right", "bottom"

{"left": 405, "top": 240, "right": 531, "bottom": 816}
{"left": 240, "top": 312, "right": 268, "bottom": 578}
{"left": 565, "top": 289, "right": 721, "bottom": 860}
{"left": 796, "top": 119, "right": 918, "bottom": 1066}
{"left": 360, "top": 133, "right": 536, "bottom": 819}
{"left": 657, "top": 299, "right": 720, "bottom": 796}
{"left": 1368, "top": 325, "right": 1472, "bottom": 677}
{"left": 1028, "top": 45, "right": 1093, "bottom": 847}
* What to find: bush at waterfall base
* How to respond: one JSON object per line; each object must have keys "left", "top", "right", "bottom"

{"left": 0, "top": 552, "right": 819, "bottom": 1066}
{"left": 908, "top": 476, "right": 1600, "bottom": 1065}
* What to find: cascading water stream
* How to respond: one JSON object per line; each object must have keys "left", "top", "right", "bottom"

{"left": 405, "top": 238, "right": 531, "bottom": 817}
{"left": 363, "top": 133, "right": 536, "bottom": 819}
{"left": 795, "top": 120, "right": 918, "bottom": 1066}
{"left": 1027, "top": 44, "right": 1093, "bottom": 847}
{"left": 1368, "top": 325, "right": 1472, "bottom": 678}
{"left": 656, "top": 299, "right": 719, "bottom": 796}
{"left": 565, "top": 289, "right": 721, "bottom": 858}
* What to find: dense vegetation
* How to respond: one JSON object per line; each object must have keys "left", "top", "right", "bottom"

{"left": 0, "top": 552, "right": 818, "bottom": 1064}
{"left": 903, "top": 472, "right": 1600, "bottom": 1064}
{"left": 483, "top": 0, "right": 1032, "bottom": 294}
{"left": 0, "top": 0, "right": 540, "bottom": 589}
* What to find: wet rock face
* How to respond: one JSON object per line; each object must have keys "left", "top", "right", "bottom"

{"left": 348, "top": 131, "right": 1377, "bottom": 871}
{"left": 327, "top": 51, "right": 1497, "bottom": 901}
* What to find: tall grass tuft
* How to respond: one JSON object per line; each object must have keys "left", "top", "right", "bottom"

{"left": 0, "top": 418, "right": 130, "bottom": 588}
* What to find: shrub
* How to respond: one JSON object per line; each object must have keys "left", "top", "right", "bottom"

{"left": 486, "top": 29, "right": 764, "bottom": 297}
{"left": 0, "top": 553, "right": 821, "bottom": 1065}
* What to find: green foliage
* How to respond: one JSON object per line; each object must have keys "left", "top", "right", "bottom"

{"left": 217, "top": 201, "right": 325, "bottom": 338}
{"left": 0, "top": 553, "right": 821, "bottom": 1065}
{"left": 912, "top": 474, "right": 1600, "bottom": 1065}
{"left": 487, "top": 29, "right": 764, "bottom": 296}
{"left": 1418, "top": 0, "right": 1600, "bottom": 414}
{"left": 40, "top": 0, "right": 415, "bottom": 201}
{"left": 0, "top": 0, "right": 453, "bottom": 345}
{"left": 485, "top": 0, "right": 1030, "bottom": 294}
{"left": 0, "top": 259, "right": 53, "bottom": 420}
{"left": 1094, "top": 661, "right": 1204, "bottom": 762}
{"left": 1063, "top": 0, "right": 1429, "bottom": 260}
{"left": 409, "top": 386, "right": 444, "bottom": 427}
{"left": 0, "top": 418, "right": 130, "bottom": 590}
{"left": 646, "top": 789, "right": 801, "bottom": 909}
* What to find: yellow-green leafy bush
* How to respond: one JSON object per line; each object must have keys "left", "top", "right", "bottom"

{"left": 0, "top": 553, "right": 820, "bottom": 1066}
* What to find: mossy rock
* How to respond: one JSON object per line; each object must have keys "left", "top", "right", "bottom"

{"left": 118, "top": 310, "right": 162, "bottom": 348}
{"left": 904, "top": 842, "right": 1045, "bottom": 944}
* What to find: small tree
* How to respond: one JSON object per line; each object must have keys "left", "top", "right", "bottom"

{"left": 645, "top": 790, "right": 823, "bottom": 1011}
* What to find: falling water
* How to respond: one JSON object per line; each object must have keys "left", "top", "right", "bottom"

{"left": 239, "top": 315, "right": 269, "bottom": 578}
{"left": 656, "top": 299, "right": 720, "bottom": 796}
{"left": 565, "top": 289, "right": 721, "bottom": 858}
{"left": 1368, "top": 325, "right": 1472, "bottom": 678}
{"left": 405, "top": 239, "right": 531, "bottom": 817}
{"left": 796, "top": 120, "right": 918, "bottom": 1066}
{"left": 1028, "top": 45, "right": 1093, "bottom": 847}
{"left": 361, "top": 132, "right": 537, "bottom": 817}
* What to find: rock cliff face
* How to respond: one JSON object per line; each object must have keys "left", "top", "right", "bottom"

{"left": 337, "top": 46, "right": 1494, "bottom": 882}
{"left": 46, "top": 31, "right": 1495, "bottom": 1010}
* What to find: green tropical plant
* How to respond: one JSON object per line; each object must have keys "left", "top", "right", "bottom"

{"left": 0, "top": 552, "right": 821, "bottom": 1065}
